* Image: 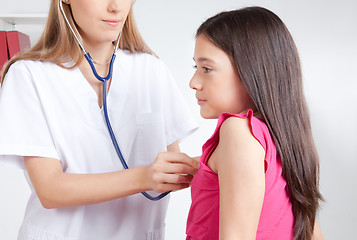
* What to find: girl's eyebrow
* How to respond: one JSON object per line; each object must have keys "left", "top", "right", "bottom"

{"left": 193, "top": 57, "right": 216, "bottom": 64}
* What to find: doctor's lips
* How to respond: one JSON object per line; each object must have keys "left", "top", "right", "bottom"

{"left": 102, "top": 20, "right": 120, "bottom": 27}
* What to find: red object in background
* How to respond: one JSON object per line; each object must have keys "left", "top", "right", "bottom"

{"left": 6, "top": 31, "right": 31, "bottom": 58}
{"left": 0, "top": 31, "right": 9, "bottom": 72}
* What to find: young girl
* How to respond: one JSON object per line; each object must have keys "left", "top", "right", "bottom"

{"left": 186, "top": 7, "right": 323, "bottom": 240}
{"left": 0, "top": 0, "right": 198, "bottom": 239}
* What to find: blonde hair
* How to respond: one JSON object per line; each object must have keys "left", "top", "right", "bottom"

{"left": 1, "top": 0, "right": 153, "bottom": 85}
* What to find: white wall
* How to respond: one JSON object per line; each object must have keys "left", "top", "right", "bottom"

{"left": 1, "top": 0, "right": 356, "bottom": 239}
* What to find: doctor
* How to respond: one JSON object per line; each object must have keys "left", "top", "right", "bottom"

{"left": 0, "top": 0, "right": 198, "bottom": 239}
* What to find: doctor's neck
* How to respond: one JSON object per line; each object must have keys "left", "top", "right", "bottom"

{"left": 83, "top": 40, "right": 116, "bottom": 66}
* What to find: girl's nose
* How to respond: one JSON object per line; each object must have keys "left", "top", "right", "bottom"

{"left": 189, "top": 72, "right": 202, "bottom": 90}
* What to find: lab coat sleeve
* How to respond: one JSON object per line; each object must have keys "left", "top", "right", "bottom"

{"left": 0, "top": 61, "right": 59, "bottom": 169}
{"left": 159, "top": 61, "right": 198, "bottom": 145}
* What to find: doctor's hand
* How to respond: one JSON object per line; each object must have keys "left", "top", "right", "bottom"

{"left": 146, "top": 152, "right": 200, "bottom": 193}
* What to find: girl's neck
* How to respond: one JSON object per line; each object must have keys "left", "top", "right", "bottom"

{"left": 253, "top": 111, "right": 263, "bottom": 120}
{"left": 239, "top": 108, "right": 263, "bottom": 120}
{"left": 249, "top": 107, "right": 263, "bottom": 120}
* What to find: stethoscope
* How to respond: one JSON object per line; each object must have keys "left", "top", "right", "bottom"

{"left": 59, "top": 1, "right": 169, "bottom": 201}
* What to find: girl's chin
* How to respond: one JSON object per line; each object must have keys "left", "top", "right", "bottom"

{"left": 200, "top": 111, "right": 219, "bottom": 119}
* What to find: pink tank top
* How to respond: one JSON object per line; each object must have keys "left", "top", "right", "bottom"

{"left": 186, "top": 110, "right": 294, "bottom": 240}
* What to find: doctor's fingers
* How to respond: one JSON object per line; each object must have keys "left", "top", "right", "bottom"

{"left": 152, "top": 174, "right": 193, "bottom": 193}
{"left": 153, "top": 172, "right": 194, "bottom": 185}
{"left": 155, "top": 152, "right": 200, "bottom": 170}
{"left": 152, "top": 162, "right": 198, "bottom": 176}
{"left": 154, "top": 183, "right": 191, "bottom": 193}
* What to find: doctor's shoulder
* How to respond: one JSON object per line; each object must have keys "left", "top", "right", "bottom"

{"left": 6, "top": 59, "right": 62, "bottom": 74}
{"left": 2, "top": 60, "right": 67, "bottom": 87}
{"left": 120, "top": 49, "right": 171, "bottom": 79}
{"left": 121, "top": 49, "right": 161, "bottom": 67}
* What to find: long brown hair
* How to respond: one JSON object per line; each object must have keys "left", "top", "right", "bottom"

{"left": 1, "top": 0, "right": 153, "bottom": 85}
{"left": 196, "top": 7, "right": 322, "bottom": 240}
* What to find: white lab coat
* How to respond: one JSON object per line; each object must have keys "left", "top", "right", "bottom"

{"left": 0, "top": 49, "right": 197, "bottom": 240}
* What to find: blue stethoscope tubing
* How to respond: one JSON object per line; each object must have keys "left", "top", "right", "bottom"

{"left": 59, "top": 1, "right": 170, "bottom": 201}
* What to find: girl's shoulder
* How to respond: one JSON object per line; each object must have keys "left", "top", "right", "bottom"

{"left": 212, "top": 110, "right": 266, "bottom": 174}
{"left": 219, "top": 114, "right": 251, "bottom": 142}
{"left": 218, "top": 110, "right": 270, "bottom": 151}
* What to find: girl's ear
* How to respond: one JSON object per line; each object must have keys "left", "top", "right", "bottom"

{"left": 62, "top": 0, "right": 70, "bottom": 4}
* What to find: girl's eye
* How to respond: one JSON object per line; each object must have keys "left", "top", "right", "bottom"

{"left": 193, "top": 65, "right": 212, "bottom": 73}
{"left": 203, "top": 67, "right": 212, "bottom": 73}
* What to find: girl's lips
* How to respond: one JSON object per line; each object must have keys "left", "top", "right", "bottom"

{"left": 102, "top": 20, "right": 120, "bottom": 27}
{"left": 197, "top": 99, "right": 206, "bottom": 105}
